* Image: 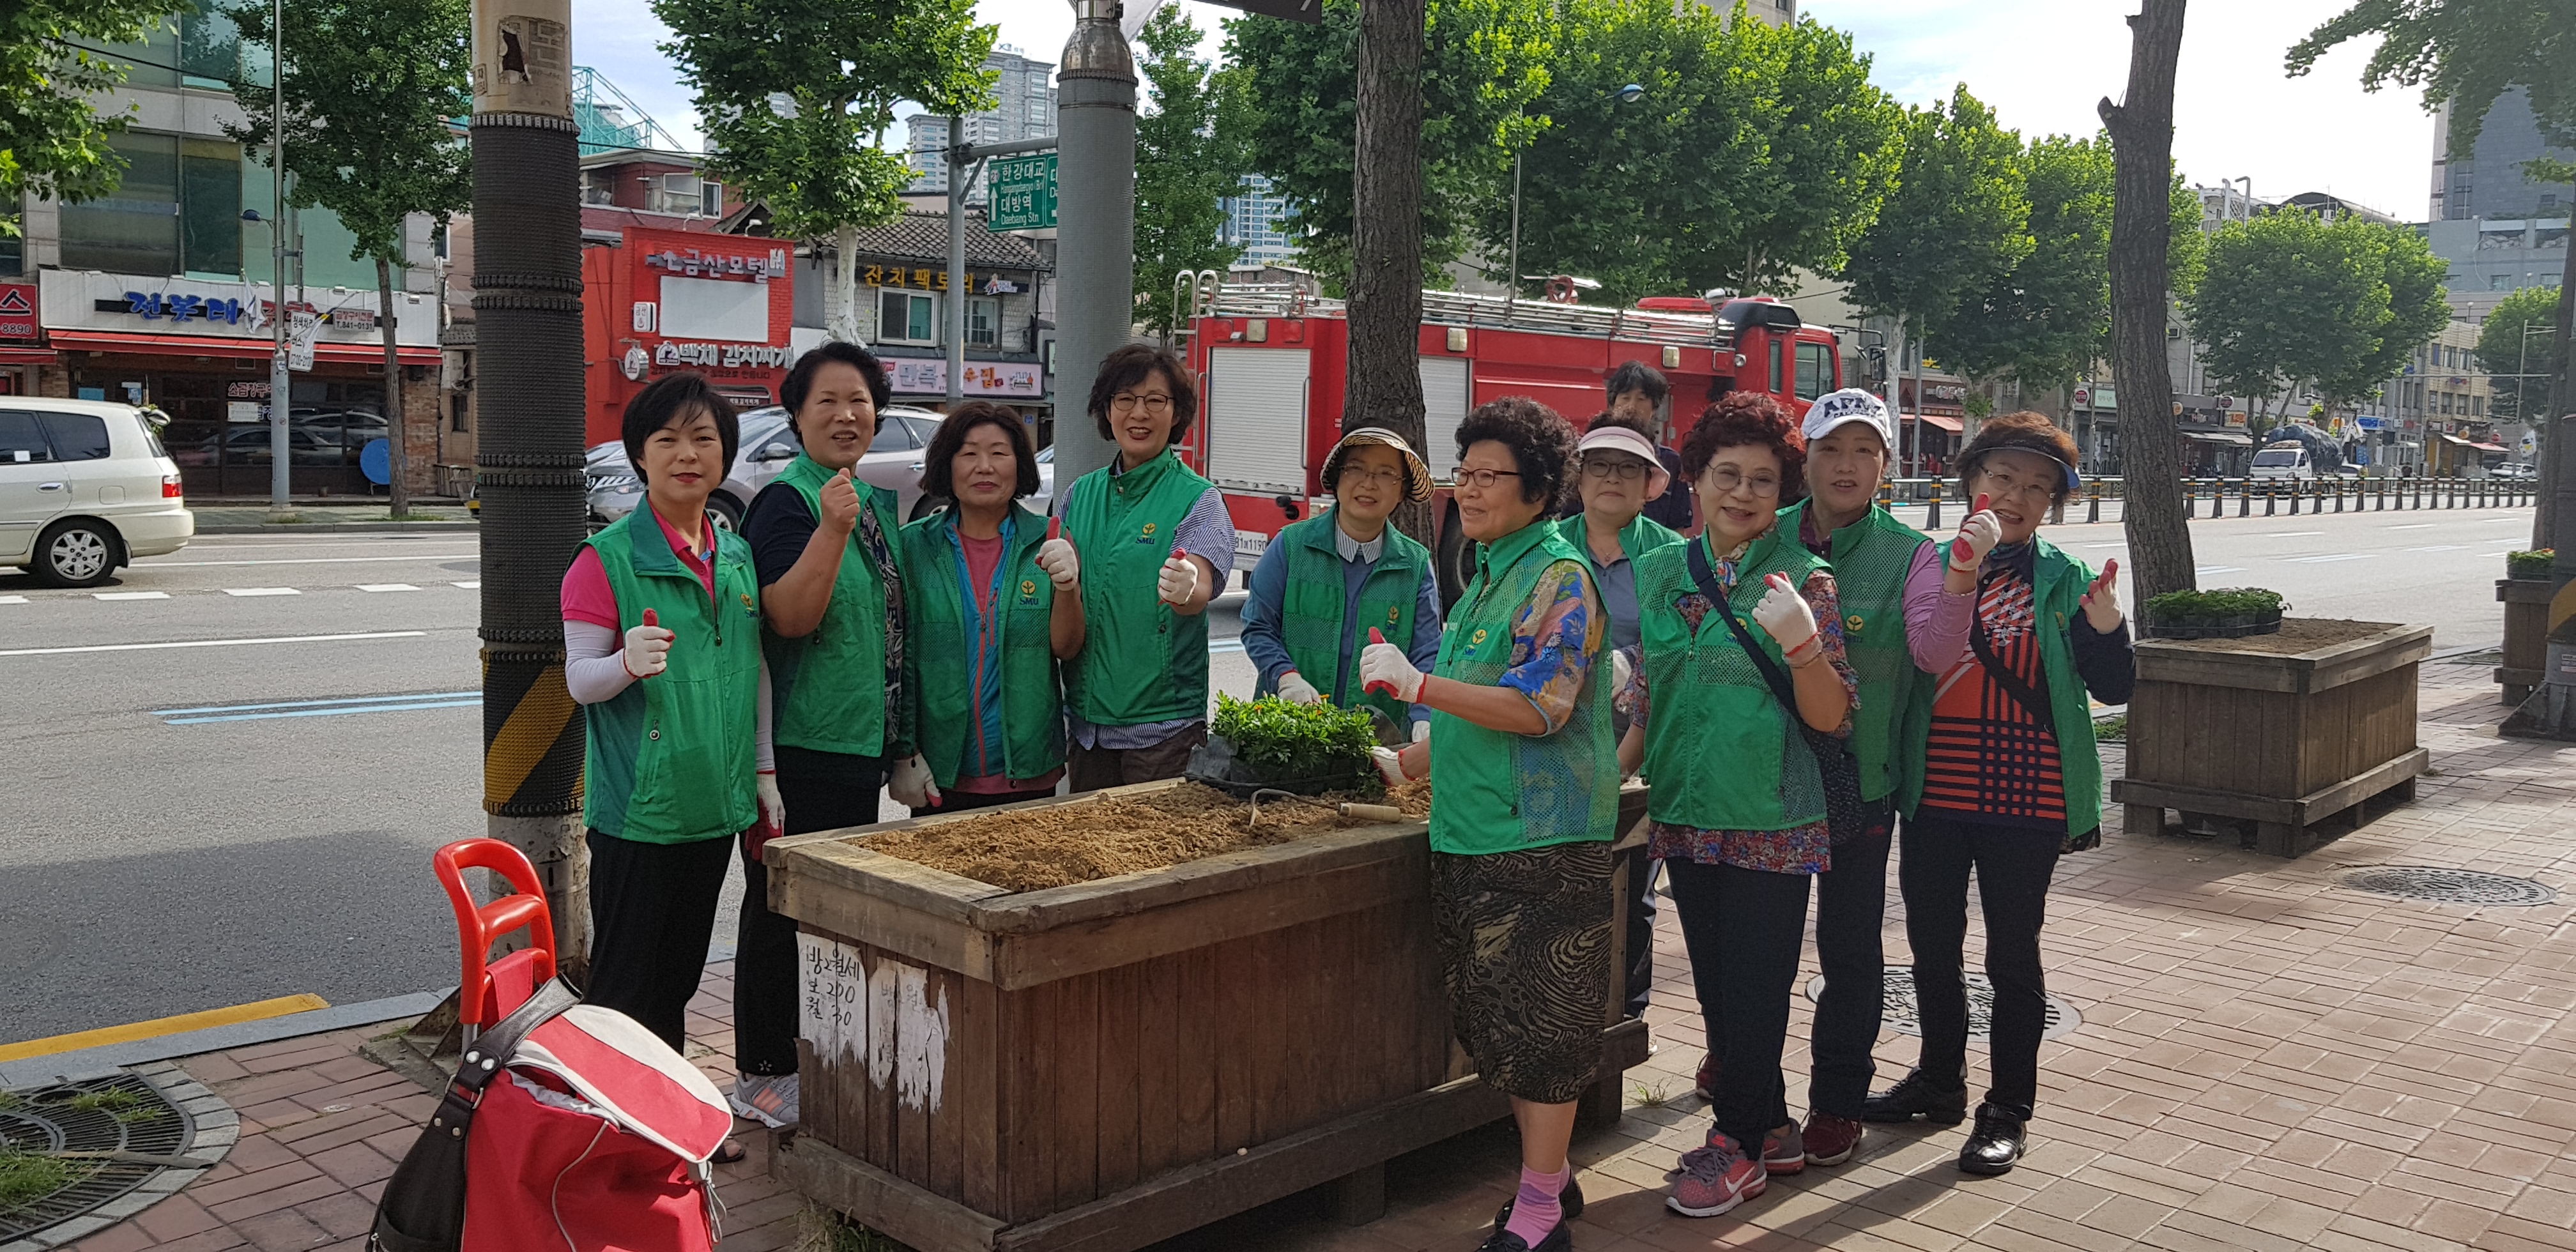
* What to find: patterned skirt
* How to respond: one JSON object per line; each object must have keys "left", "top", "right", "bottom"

{"left": 1429, "top": 841, "right": 1614, "bottom": 1104}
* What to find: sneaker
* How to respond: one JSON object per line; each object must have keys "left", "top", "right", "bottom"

{"left": 1692, "top": 1053, "right": 1717, "bottom": 1101}
{"left": 1474, "top": 1219, "right": 1571, "bottom": 1252}
{"left": 1859, "top": 1068, "right": 1967, "bottom": 1126}
{"left": 1490, "top": 1175, "right": 1584, "bottom": 1232}
{"left": 1666, "top": 1131, "right": 1766, "bottom": 1218}
{"left": 1802, "top": 1111, "right": 1864, "bottom": 1166}
{"left": 730, "top": 1071, "right": 801, "bottom": 1129}
{"left": 1760, "top": 1121, "right": 1805, "bottom": 1175}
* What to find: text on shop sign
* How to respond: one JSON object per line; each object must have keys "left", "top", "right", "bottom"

{"left": 657, "top": 342, "right": 790, "bottom": 369}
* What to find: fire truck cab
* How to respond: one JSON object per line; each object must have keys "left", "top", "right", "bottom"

{"left": 1177, "top": 286, "right": 1842, "bottom": 602}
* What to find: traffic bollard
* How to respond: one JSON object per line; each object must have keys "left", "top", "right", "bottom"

{"left": 2238, "top": 480, "right": 2251, "bottom": 517}
{"left": 2266, "top": 485, "right": 2277, "bottom": 515}
{"left": 1926, "top": 480, "right": 1943, "bottom": 531}
{"left": 2087, "top": 484, "right": 2101, "bottom": 524}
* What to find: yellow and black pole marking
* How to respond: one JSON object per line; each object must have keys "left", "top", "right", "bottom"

{"left": 483, "top": 649, "right": 583, "bottom": 816}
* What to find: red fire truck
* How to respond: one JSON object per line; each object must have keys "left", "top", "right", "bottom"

{"left": 1175, "top": 284, "right": 1843, "bottom": 600}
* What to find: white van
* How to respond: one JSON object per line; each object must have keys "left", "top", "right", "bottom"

{"left": 2248, "top": 441, "right": 2312, "bottom": 482}
{"left": 0, "top": 399, "right": 193, "bottom": 586}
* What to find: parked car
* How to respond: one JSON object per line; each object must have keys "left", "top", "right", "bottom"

{"left": 0, "top": 399, "right": 193, "bottom": 586}
{"left": 2249, "top": 441, "right": 2316, "bottom": 481}
{"left": 2492, "top": 461, "right": 2538, "bottom": 481}
{"left": 585, "top": 406, "right": 947, "bottom": 529}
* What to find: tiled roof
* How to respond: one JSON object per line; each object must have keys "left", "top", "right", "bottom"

{"left": 829, "top": 210, "right": 1050, "bottom": 271}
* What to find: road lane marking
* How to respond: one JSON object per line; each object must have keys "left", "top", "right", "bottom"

{"left": 0, "top": 994, "right": 330, "bottom": 1063}
{"left": 2196, "top": 566, "right": 2245, "bottom": 575}
{"left": 0, "top": 630, "right": 425, "bottom": 657}
{"left": 2385, "top": 523, "right": 2438, "bottom": 530}
{"left": 2083, "top": 542, "right": 2127, "bottom": 549}
{"left": 94, "top": 591, "right": 169, "bottom": 600}
{"left": 0, "top": 596, "right": 25, "bottom": 606}
{"left": 134, "top": 553, "right": 477, "bottom": 568}
{"left": 2404, "top": 546, "right": 2471, "bottom": 553}
{"left": 452, "top": 581, "right": 480, "bottom": 590}
{"left": 2267, "top": 531, "right": 2324, "bottom": 538}
{"left": 223, "top": 587, "right": 301, "bottom": 597}
{"left": 161, "top": 696, "right": 480, "bottom": 725}
{"left": 356, "top": 583, "right": 422, "bottom": 592}
{"left": 2285, "top": 553, "right": 2376, "bottom": 563}
{"left": 155, "top": 690, "right": 482, "bottom": 717}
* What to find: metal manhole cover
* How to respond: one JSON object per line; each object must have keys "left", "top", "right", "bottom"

{"left": 1805, "top": 966, "right": 2082, "bottom": 1042}
{"left": 2342, "top": 866, "right": 2557, "bottom": 907}
{"left": 0, "top": 1069, "right": 213, "bottom": 1244}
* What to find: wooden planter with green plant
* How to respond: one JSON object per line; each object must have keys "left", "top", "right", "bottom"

{"left": 2112, "top": 613, "right": 2432, "bottom": 858}
{"left": 2141, "top": 587, "right": 2286, "bottom": 639}
{"left": 2498, "top": 550, "right": 2554, "bottom": 705}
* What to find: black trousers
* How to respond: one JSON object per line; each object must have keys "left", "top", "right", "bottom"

{"left": 1666, "top": 856, "right": 1812, "bottom": 1152}
{"left": 1620, "top": 844, "right": 1659, "bottom": 1018}
{"left": 1899, "top": 811, "right": 2062, "bottom": 1114}
{"left": 586, "top": 829, "right": 734, "bottom": 1055}
{"left": 1808, "top": 824, "right": 1892, "bottom": 1119}
{"left": 737, "top": 745, "right": 888, "bottom": 1075}
{"left": 915, "top": 786, "right": 1055, "bottom": 818}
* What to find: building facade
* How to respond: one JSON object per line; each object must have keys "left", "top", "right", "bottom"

{"left": 905, "top": 47, "right": 1060, "bottom": 207}
{"left": 1220, "top": 175, "right": 1297, "bottom": 270}
{"left": 795, "top": 210, "right": 1054, "bottom": 424}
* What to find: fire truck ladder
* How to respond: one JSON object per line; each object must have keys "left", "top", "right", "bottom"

{"left": 1204, "top": 284, "right": 1753, "bottom": 351}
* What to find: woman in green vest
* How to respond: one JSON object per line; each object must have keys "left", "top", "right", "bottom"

{"left": 885, "top": 401, "right": 1084, "bottom": 813}
{"left": 1558, "top": 415, "right": 1684, "bottom": 1026}
{"left": 1614, "top": 393, "right": 1860, "bottom": 1219}
{"left": 559, "top": 371, "right": 774, "bottom": 1163}
{"left": 733, "top": 340, "right": 908, "bottom": 1131}
{"left": 1055, "top": 344, "right": 1229, "bottom": 790}
{"left": 1762, "top": 388, "right": 1938, "bottom": 1168}
{"left": 1238, "top": 428, "right": 1439, "bottom": 738}
{"left": 1358, "top": 397, "right": 1617, "bottom": 1252}
{"left": 1861, "top": 412, "right": 2132, "bottom": 1179}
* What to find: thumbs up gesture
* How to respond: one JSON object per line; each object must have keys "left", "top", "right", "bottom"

{"left": 1358, "top": 626, "right": 1426, "bottom": 703}
{"left": 2078, "top": 558, "right": 2124, "bottom": 632}
{"left": 1752, "top": 571, "right": 1820, "bottom": 658}
{"left": 1156, "top": 546, "right": 1199, "bottom": 606}
{"left": 1035, "top": 517, "right": 1080, "bottom": 588}
{"left": 624, "top": 607, "right": 673, "bottom": 680}
{"left": 1949, "top": 492, "right": 2000, "bottom": 572}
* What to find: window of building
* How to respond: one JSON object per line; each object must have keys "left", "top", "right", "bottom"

{"left": 967, "top": 297, "right": 1000, "bottom": 348}
{"left": 879, "top": 290, "right": 938, "bottom": 345}
{"left": 59, "top": 132, "right": 245, "bottom": 279}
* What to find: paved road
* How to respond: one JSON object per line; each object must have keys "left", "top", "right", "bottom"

{"left": 0, "top": 505, "right": 2527, "bottom": 1044}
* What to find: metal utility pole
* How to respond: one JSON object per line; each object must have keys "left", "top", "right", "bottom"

{"left": 269, "top": 0, "right": 291, "bottom": 519}
{"left": 469, "top": 0, "right": 590, "bottom": 961}
{"left": 1050, "top": 0, "right": 1135, "bottom": 483}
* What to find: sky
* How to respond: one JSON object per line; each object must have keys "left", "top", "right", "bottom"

{"left": 574, "top": 0, "right": 2437, "bottom": 221}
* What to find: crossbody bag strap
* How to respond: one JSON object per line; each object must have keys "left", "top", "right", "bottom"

{"left": 1685, "top": 538, "right": 1804, "bottom": 717}
{"left": 1965, "top": 577, "right": 2058, "bottom": 736}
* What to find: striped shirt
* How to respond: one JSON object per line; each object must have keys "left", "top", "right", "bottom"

{"left": 1920, "top": 547, "right": 2066, "bottom": 831}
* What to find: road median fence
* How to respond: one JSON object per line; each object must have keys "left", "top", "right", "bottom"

{"left": 1874, "top": 474, "right": 2541, "bottom": 528}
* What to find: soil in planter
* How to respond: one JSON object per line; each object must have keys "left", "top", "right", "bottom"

{"left": 861, "top": 779, "right": 1435, "bottom": 892}
{"left": 2150, "top": 618, "right": 2397, "bottom": 656}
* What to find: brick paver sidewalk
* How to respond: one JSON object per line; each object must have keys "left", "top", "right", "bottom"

{"left": 38, "top": 659, "right": 2576, "bottom": 1252}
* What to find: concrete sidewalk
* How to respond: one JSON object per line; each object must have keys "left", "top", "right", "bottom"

{"left": 187, "top": 502, "right": 476, "bottom": 533}
{"left": 27, "top": 656, "right": 2576, "bottom": 1252}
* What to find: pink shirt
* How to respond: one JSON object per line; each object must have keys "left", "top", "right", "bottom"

{"left": 562, "top": 508, "right": 719, "bottom": 628}
{"left": 1903, "top": 539, "right": 1976, "bottom": 673}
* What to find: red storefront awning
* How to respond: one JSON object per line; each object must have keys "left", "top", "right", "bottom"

{"left": 0, "top": 347, "right": 56, "bottom": 363}
{"left": 45, "top": 330, "right": 440, "bottom": 368}
{"left": 1901, "top": 411, "right": 1964, "bottom": 432}
{"left": 2471, "top": 442, "right": 2510, "bottom": 452}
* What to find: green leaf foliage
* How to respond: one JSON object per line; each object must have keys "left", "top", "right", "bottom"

{"left": 1844, "top": 86, "right": 2033, "bottom": 347}
{"left": 1482, "top": 0, "right": 1903, "bottom": 303}
{"left": 2508, "top": 548, "right": 2554, "bottom": 578}
{"left": 2181, "top": 210, "right": 2453, "bottom": 416}
{"left": 1135, "top": 5, "right": 1253, "bottom": 339}
{"left": 1, "top": 0, "right": 189, "bottom": 226}
{"left": 2144, "top": 586, "right": 2287, "bottom": 625}
{"left": 1226, "top": 0, "right": 1554, "bottom": 288}
{"left": 1209, "top": 692, "right": 1380, "bottom": 790}
{"left": 2476, "top": 285, "right": 2561, "bottom": 422}
{"left": 655, "top": 0, "right": 995, "bottom": 243}
{"left": 1935, "top": 134, "right": 2112, "bottom": 392}
{"left": 222, "top": 0, "right": 471, "bottom": 266}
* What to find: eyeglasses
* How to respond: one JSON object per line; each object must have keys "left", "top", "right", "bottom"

{"left": 1453, "top": 468, "right": 1524, "bottom": 491}
{"left": 1969, "top": 473, "right": 2057, "bottom": 503}
{"left": 1583, "top": 457, "right": 1650, "bottom": 482}
{"left": 1703, "top": 468, "right": 1781, "bottom": 498}
{"left": 1339, "top": 464, "right": 1406, "bottom": 488}
{"left": 1112, "top": 393, "right": 1174, "bottom": 415}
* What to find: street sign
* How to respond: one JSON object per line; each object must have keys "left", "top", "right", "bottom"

{"left": 989, "top": 153, "right": 1058, "bottom": 232}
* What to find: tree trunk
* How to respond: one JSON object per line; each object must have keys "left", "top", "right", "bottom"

{"left": 834, "top": 224, "right": 862, "bottom": 344}
{"left": 378, "top": 256, "right": 410, "bottom": 517}
{"left": 2098, "top": 0, "right": 2192, "bottom": 606}
{"left": 1348, "top": 0, "right": 1430, "bottom": 544}
{"left": 2537, "top": 234, "right": 2574, "bottom": 552}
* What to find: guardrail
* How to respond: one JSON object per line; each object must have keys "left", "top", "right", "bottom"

{"left": 1871, "top": 475, "right": 2542, "bottom": 528}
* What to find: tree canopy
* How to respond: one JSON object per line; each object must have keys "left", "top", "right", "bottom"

{"left": 2289, "top": 0, "right": 2576, "bottom": 150}
{"left": 1134, "top": 5, "right": 1253, "bottom": 339}
{"left": 1, "top": 0, "right": 188, "bottom": 228}
{"left": 2181, "top": 209, "right": 2452, "bottom": 418}
{"left": 2476, "top": 284, "right": 2561, "bottom": 421}
{"left": 1843, "top": 86, "right": 2032, "bottom": 346}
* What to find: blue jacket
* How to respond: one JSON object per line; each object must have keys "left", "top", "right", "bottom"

{"left": 1239, "top": 523, "right": 1443, "bottom": 726}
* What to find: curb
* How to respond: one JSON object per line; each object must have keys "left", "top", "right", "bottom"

{"left": 194, "top": 520, "right": 479, "bottom": 534}
{"left": 0, "top": 991, "right": 448, "bottom": 1090}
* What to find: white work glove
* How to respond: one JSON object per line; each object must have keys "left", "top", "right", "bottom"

{"left": 1752, "top": 572, "right": 1820, "bottom": 657}
{"left": 1035, "top": 518, "right": 1079, "bottom": 589}
{"left": 1156, "top": 548, "right": 1199, "bottom": 606}
{"left": 1411, "top": 721, "right": 1431, "bottom": 744}
{"left": 755, "top": 770, "right": 785, "bottom": 840}
{"left": 1950, "top": 493, "right": 2002, "bottom": 572}
{"left": 1372, "top": 742, "right": 1427, "bottom": 786}
{"left": 1275, "top": 671, "right": 1321, "bottom": 705}
{"left": 887, "top": 753, "right": 941, "bottom": 810}
{"left": 622, "top": 608, "right": 673, "bottom": 680}
{"left": 1608, "top": 646, "right": 1634, "bottom": 705}
{"left": 1358, "top": 627, "right": 1426, "bottom": 703}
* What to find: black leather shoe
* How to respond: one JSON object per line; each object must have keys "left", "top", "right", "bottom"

{"left": 1476, "top": 1216, "right": 1572, "bottom": 1252}
{"left": 1860, "top": 1069, "right": 1968, "bottom": 1125}
{"left": 1958, "top": 1102, "right": 2030, "bottom": 1175}
{"left": 1491, "top": 1176, "right": 1584, "bottom": 1232}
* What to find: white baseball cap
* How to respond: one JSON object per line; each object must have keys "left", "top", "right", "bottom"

{"left": 1803, "top": 388, "right": 1892, "bottom": 447}
{"left": 1577, "top": 424, "right": 1671, "bottom": 500}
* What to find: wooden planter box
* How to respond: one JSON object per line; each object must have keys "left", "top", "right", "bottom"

{"left": 2112, "top": 621, "right": 2432, "bottom": 858}
{"left": 2499, "top": 577, "right": 2550, "bottom": 704}
{"left": 763, "top": 781, "right": 1653, "bottom": 1252}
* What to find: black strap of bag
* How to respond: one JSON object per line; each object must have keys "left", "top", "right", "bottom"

{"left": 367, "top": 977, "right": 580, "bottom": 1252}
{"left": 1966, "top": 592, "right": 2058, "bottom": 736}
{"left": 1685, "top": 540, "right": 1868, "bottom": 844}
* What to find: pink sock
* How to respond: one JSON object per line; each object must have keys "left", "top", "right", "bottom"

{"left": 1503, "top": 1164, "right": 1567, "bottom": 1244}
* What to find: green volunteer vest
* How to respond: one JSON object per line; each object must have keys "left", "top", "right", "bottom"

{"left": 1427, "top": 520, "right": 1621, "bottom": 856}
{"left": 760, "top": 454, "right": 905, "bottom": 757}
{"left": 1556, "top": 509, "right": 1685, "bottom": 570}
{"left": 1779, "top": 501, "right": 1933, "bottom": 805}
{"left": 1899, "top": 536, "right": 2109, "bottom": 840}
{"left": 1634, "top": 528, "right": 1833, "bottom": 833}
{"left": 1276, "top": 508, "right": 1431, "bottom": 726}
{"left": 1062, "top": 451, "right": 1215, "bottom": 726}
{"left": 900, "top": 505, "right": 1067, "bottom": 788}
{"left": 581, "top": 509, "right": 763, "bottom": 844}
